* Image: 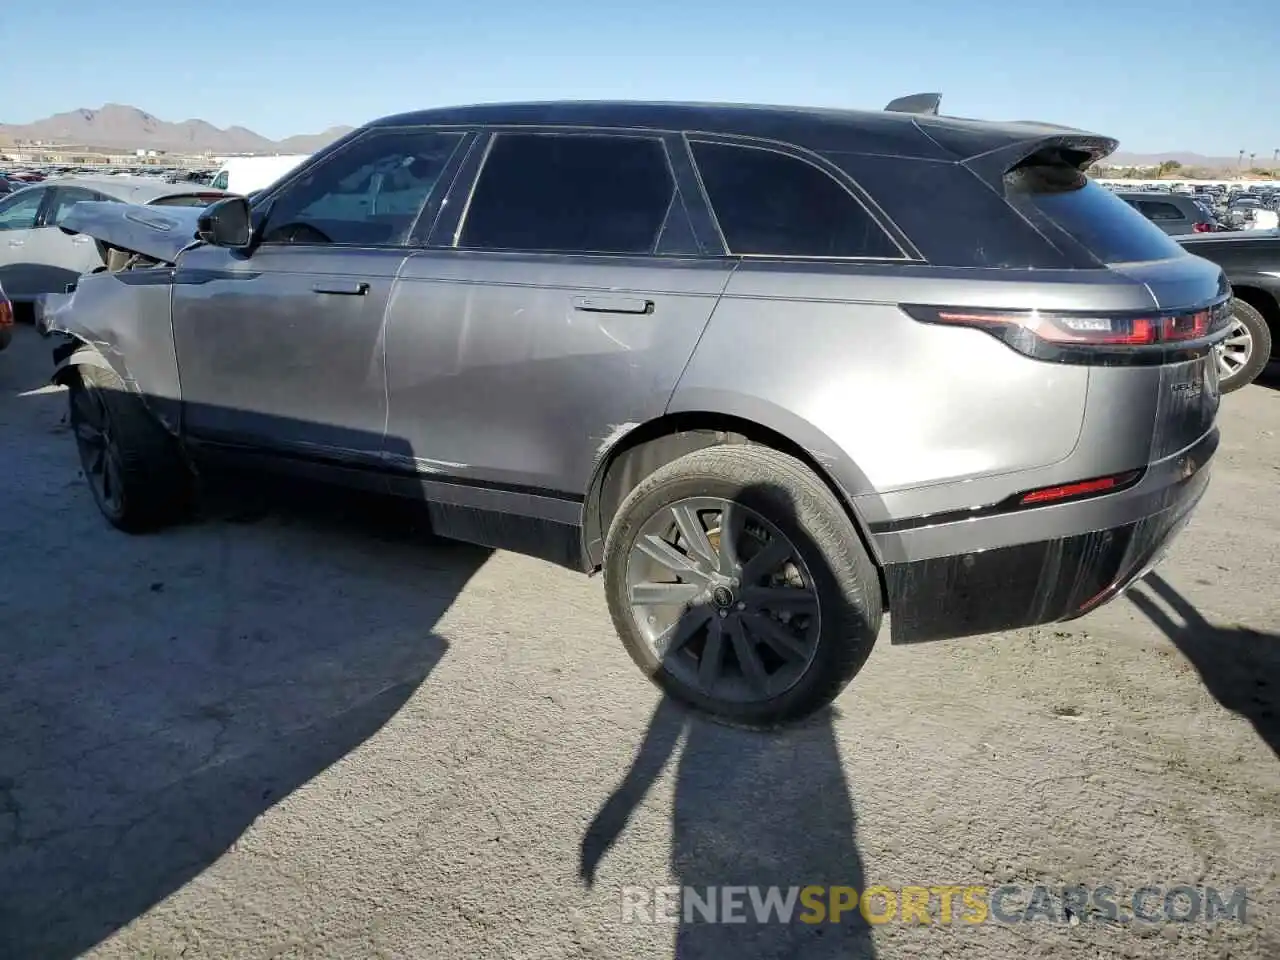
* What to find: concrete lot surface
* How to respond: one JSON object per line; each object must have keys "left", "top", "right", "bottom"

{"left": 1, "top": 324, "right": 1277, "bottom": 959}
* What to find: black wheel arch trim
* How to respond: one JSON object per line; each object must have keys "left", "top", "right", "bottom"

{"left": 50, "top": 338, "right": 182, "bottom": 439}
{"left": 578, "top": 413, "right": 887, "bottom": 583}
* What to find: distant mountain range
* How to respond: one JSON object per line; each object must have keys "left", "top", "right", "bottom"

{"left": 2, "top": 104, "right": 1267, "bottom": 170}
{"left": 1107, "top": 151, "right": 1275, "bottom": 170}
{"left": 0, "top": 104, "right": 355, "bottom": 155}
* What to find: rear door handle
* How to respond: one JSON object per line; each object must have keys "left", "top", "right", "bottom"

{"left": 7, "top": 239, "right": 23, "bottom": 247}
{"left": 572, "top": 295, "right": 653, "bottom": 315}
{"left": 313, "top": 281, "right": 369, "bottom": 296}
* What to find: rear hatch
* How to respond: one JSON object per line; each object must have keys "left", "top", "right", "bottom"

{"left": 910, "top": 126, "right": 1230, "bottom": 462}
{"left": 1013, "top": 151, "right": 1228, "bottom": 462}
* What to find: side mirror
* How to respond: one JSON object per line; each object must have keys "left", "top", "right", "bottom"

{"left": 196, "top": 195, "right": 251, "bottom": 248}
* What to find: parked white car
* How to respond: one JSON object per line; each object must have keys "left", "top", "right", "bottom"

{"left": 209, "top": 155, "right": 311, "bottom": 196}
{"left": 1246, "top": 209, "right": 1279, "bottom": 231}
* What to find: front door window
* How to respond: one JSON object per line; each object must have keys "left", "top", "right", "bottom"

{"left": 260, "top": 130, "right": 465, "bottom": 247}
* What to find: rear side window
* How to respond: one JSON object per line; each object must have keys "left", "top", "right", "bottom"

{"left": 48, "top": 187, "right": 110, "bottom": 225}
{"left": 1014, "top": 171, "right": 1185, "bottom": 263}
{"left": 689, "top": 140, "right": 903, "bottom": 258}
{"left": 459, "top": 134, "right": 674, "bottom": 254}
{"left": 1138, "top": 200, "right": 1187, "bottom": 221}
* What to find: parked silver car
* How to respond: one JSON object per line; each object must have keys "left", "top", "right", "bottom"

{"left": 45, "top": 99, "right": 1230, "bottom": 727}
{"left": 0, "top": 176, "right": 226, "bottom": 310}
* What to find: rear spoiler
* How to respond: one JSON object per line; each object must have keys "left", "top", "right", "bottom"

{"left": 961, "top": 134, "right": 1119, "bottom": 186}
{"left": 883, "top": 92, "right": 942, "bottom": 116}
{"left": 883, "top": 93, "right": 1118, "bottom": 182}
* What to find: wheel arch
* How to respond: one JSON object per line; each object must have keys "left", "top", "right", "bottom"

{"left": 51, "top": 336, "right": 181, "bottom": 439}
{"left": 580, "top": 405, "right": 887, "bottom": 602}
{"left": 51, "top": 337, "right": 119, "bottom": 387}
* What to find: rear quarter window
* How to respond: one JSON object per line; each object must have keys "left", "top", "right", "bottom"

{"left": 689, "top": 140, "right": 903, "bottom": 259}
{"left": 1017, "top": 175, "right": 1186, "bottom": 263}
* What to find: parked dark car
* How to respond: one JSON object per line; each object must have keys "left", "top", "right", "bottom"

{"left": 1176, "top": 229, "right": 1279, "bottom": 390}
{"left": 1116, "top": 191, "right": 1223, "bottom": 234}
{"left": 44, "top": 97, "right": 1230, "bottom": 727}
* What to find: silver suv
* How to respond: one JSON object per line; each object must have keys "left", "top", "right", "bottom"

{"left": 47, "top": 98, "right": 1229, "bottom": 727}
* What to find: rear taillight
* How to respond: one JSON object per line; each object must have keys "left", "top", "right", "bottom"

{"left": 1192, "top": 222, "right": 1215, "bottom": 233}
{"left": 0, "top": 298, "right": 12, "bottom": 328}
{"left": 902, "top": 299, "right": 1230, "bottom": 362}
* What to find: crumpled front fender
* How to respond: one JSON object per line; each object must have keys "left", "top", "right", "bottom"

{"left": 51, "top": 339, "right": 117, "bottom": 386}
{"left": 44, "top": 269, "right": 183, "bottom": 437}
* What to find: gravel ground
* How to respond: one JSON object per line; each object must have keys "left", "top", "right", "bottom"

{"left": 1, "top": 324, "right": 1277, "bottom": 960}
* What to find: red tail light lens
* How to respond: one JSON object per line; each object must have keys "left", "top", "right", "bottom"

{"left": 0, "top": 298, "right": 12, "bottom": 328}
{"left": 902, "top": 299, "right": 1230, "bottom": 360}
{"left": 1192, "top": 222, "right": 1215, "bottom": 233}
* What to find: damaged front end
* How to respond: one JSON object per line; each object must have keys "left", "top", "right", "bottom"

{"left": 60, "top": 200, "right": 203, "bottom": 272}
{"left": 44, "top": 200, "right": 196, "bottom": 436}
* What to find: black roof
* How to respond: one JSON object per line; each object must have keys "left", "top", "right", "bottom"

{"left": 369, "top": 100, "right": 1113, "bottom": 164}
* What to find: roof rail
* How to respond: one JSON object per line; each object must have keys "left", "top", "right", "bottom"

{"left": 883, "top": 93, "right": 942, "bottom": 116}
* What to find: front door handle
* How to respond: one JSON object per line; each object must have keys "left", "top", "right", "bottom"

{"left": 7, "top": 239, "right": 23, "bottom": 247}
{"left": 313, "top": 281, "right": 369, "bottom": 296}
{"left": 572, "top": 295, "right": 653, "bottom": 315}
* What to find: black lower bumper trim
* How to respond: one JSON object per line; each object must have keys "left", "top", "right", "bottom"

{"left": 883, "top": 479, "right": 1205, "bottom": 644}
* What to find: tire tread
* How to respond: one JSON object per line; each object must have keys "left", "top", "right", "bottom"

{"left": 75, "top": 365, "right": 192, "bottom": 532}
{"left": 603, "top": 443, "right": 882, "bottom": 728}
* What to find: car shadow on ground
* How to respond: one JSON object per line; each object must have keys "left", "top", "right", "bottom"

{"left": 1128, "top": 572, "right": 1279, "bottom": 758}
{"left": 579, "top": 481, "right": 877, "bottom": 960}
{"left": 1253, "top": 362, "right": 1280, "bottom": 391}
{"left": 0, "top": 338, "right": 492, "bottom": 957}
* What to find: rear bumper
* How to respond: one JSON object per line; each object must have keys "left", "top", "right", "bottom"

{"left": 882, "top": 429, "right": 1215, "bottom": 643}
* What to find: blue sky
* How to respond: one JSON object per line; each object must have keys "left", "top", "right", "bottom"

{"left": 2, "top": 0, "right": 1277, "bottom": 155}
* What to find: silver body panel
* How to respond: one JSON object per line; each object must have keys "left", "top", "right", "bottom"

{"left": 43, "top": 99, "right": 1228, "bottom": 643}
{"left": 171, "top": 243, "right": 402, "bottom": 465}
{"left": 384, "top": 251, "right": 732, "bottom": 501}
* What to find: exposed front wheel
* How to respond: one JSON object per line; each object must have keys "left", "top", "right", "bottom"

{"left": 68, "top": 364, "right": 193, "bottom": 532}
{"left": 1217, "top": 298, "right": 1272, "bottom": 394}
{"left": 603, "top": 445, "right": 882, "bottom": 729}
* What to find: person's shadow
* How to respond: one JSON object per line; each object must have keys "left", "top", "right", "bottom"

{"left": 580, "top": 478, "right": 877, "bottom": 959}
{"left": 1128, "top": 572, "right": 1278, "bottom": 757}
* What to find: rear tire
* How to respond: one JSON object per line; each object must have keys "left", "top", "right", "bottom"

{"left": 68, "top": 364, "right": 193, "bottom": 532}
{"left": 603, "top": 445, "right": 882, "bottom": 729}
{"left": 1218, "top": 298, "right": 1271, "bottom": 393}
